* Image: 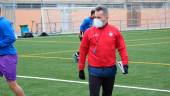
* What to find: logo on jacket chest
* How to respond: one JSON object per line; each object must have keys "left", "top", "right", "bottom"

{"left": 109, "top": 32, "right": 113, "bottom": 37}
{"left": 92, "top": 31, "right": 115, "bottom": 39}
{"left": 108, "top": 31, "right": 114, "bottom": 37}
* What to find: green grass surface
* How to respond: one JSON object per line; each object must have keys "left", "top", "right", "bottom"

{"left": 0, "top": 29, "right": 170, "bottom": 96}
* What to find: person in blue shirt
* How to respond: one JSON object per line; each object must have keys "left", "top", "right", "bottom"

{"left": 79, "top": 9, "right": 95, "bottom": 41}
{"left": 74, "top": 9, "right": 95, "bottom": 63}
{"left": 0, "top": 9, "right": 25, "bottom": 96}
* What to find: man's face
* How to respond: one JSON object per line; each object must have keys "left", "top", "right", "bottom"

{"left": 94, "top": 10, "right": 108, "bottom": 24}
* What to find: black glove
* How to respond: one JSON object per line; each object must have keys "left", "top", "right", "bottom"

{"left": 79, "top": 70, "right": 85, "bottom": 80}
{"left": 123, "top": 65, "right": 128, "bottom": 74}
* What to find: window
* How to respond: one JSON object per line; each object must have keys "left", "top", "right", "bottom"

{"left": 112, "top": 4, "right": 124, "bottom": 8}
{"left": 32, "top": 4, "right": 41, "bottom": 8}
{"left": 17, "top": 4, "right": 31, "bottom": 8}
{"left": 143, "top": 3, "right": 163, "bottom": 8}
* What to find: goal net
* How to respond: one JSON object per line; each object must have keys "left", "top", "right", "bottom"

{"left": 0, "top": 0, "right": 16, "bottom": 25}
{"left": 40, "top": 6, "right": 94, "bottom": 35}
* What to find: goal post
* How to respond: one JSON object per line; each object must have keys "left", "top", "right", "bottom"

{"left": 40, "top": 6, "right": 94, "bottom": 35}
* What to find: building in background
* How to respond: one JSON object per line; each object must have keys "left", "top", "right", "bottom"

{"left": 0, "top": 0, "right": 16, "bottom": 26}
{"left": 2, "top": 0, "right": 170, "bottom": 35}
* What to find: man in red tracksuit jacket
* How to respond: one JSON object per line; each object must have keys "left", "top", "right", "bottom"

{"left": 78, "top": 5, "right": 129, "bottom": 96}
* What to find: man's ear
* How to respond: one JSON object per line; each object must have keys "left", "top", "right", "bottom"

{"left": 104, "top": 14, "right": 109, "bottom": 20}
{"left": 106, "top": 14, "right": 109, "bottom": 19}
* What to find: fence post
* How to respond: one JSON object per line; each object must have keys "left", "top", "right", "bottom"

{"left": 160, "top": 21, "right": 162, "bottom": 29}
{"left": 147, "top": 19, "right": 149, "bottom": 30}
{"left": 119, "top": 20, "right": 121, "bottom": 31}
{"left": 35, "top": 23, "right": 38, "bottom": 35}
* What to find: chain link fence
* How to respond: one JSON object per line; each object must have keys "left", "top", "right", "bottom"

{"left": 0, "top": 0, "right": 16, "bottom": 28}
{"left": 0, "top": 0, "right": 16, "bottom": 22}
{"left": 13, "top": 0, "right": 170, "bottom": 35}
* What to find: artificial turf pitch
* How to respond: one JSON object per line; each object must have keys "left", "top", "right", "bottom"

{"left": 0, "top": 29, "right": 170, "bottom": 96}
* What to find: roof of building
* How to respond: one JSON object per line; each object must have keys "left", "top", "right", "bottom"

{"left": 1, "top": 0, "right": 169, "bottom": 4}
{"left": 16, "top": 0, "right": 170, "bottom": 4}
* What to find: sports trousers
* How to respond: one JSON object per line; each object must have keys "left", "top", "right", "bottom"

{"left": 89, "top": 75, "right": 116, "bottom": 96}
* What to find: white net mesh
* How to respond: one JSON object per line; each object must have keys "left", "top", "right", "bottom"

{"left": 0, "top": 0, "right": 16, "bottom": 26}
{"left": 9, "top": 0, "right": 170, "bottom": 35}
{"left": 40, "top": 6, "right": 94, "bottom": 35}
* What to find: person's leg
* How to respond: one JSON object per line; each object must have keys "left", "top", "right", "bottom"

{"left": 74, "top": 33, "right": 83, "bottom": 63}
{"left": 2, "top": 55, "right": 25, "bottom": 96}
{"left": 102, "top": 76, "right": 116, "bottom": 96}
{"left": 0, "top": 56, "right": 4, "bottom": 77}
{"left": 0, "top": 71, "right": 3, "bottom": 77}
{"left": 7, "top": 80, "right": 25, "bottom": 96}
{"left": 89, "top": 75, "right": 102, "bottom": 96}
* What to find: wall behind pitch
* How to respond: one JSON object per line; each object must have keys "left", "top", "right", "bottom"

{"left": 15, "top": 9, "right": 41, "bottom": 33}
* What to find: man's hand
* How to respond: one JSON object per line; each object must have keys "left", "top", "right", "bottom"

{"left": 123, "top": 65, "right": 128, "bottom": 74}
{"left": 79, "top": 70, "right": 85, "bottom": 80}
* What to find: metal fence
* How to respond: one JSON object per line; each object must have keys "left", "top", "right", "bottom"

{"left": 35, "top": 18, "right": 170, "bottom": 35}
{"left": 0, "top": 0, "right": 16, "bottom": 28}
{"left": 11, "top": 0, "right": 170, "bottom": 35}
{"left": 38, "top": 1, "right": 170, "bottom": 34}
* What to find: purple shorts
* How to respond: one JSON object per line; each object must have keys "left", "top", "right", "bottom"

{"left": 0, "top": 55, "right": 18, "bottom": 81}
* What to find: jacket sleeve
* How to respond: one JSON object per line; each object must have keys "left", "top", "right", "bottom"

{"left": 0, "top": 21, "right": 16, "bottom": 48}
{"left": 116, "top": 30, "right": 128, "bottom": 65}
{"left": 78, "top": 30, "right": 90, "bottom": 70}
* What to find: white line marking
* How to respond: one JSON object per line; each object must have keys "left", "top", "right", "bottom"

{"left": 17, "top": 75, "right": 170, "bottom": 93}
{"left": 127, "top": 42, "right": 170, "bottom": 47}
{"left": 127, "top": 37, "right": 170, "bottom": 42}
{"left": 26, "top": 50, "right": 75, "bottom": 56}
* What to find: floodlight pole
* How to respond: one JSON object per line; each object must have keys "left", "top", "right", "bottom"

{"left": 13, "top": 0, "right": 16, "bottom": 32}
{"left": 41, "top": 0, "right": 45, "bottom": 33}
{"left": 164, "top": 1, "right": 167, "bottom": 28}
